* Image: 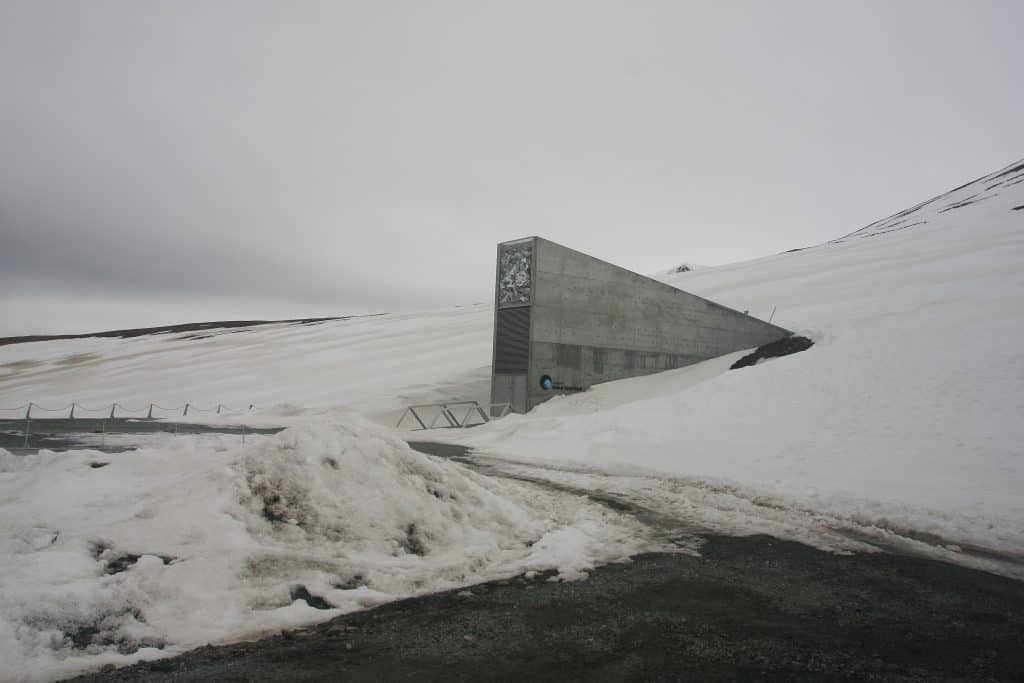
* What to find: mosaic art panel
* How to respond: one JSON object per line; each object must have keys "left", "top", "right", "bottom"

{"left": 497, "top": 241, "right": 533, "bottom": 307}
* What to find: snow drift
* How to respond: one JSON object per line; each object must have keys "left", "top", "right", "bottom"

{"left": 0, "top": 413, "right": 651, "bottom": 682}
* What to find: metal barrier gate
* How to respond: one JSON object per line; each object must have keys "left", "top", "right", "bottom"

{"left": 396, "top": 401, "right": 511, "bottom": 430}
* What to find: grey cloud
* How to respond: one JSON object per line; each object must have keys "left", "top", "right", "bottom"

{"left": 1, "top": 0, "right": 1022, "bottom": 334}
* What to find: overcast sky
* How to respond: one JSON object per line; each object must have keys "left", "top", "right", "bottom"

{"left": 1, "top": 1, "right": 1021, "bottom": 336}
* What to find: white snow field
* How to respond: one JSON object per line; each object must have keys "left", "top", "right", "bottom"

{"left": 1, "top": 157, "right": 1023, "bottom": 681}
{"left": 0, "top": 305, "right": 495, "bottom": 426}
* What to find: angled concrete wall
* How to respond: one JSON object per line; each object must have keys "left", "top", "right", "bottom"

{"left": 491, "top": 237, "right": 790, "bottom": 413}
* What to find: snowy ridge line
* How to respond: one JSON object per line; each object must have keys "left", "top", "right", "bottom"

{"left": 0, "top": 314, "right": 370, "bottom": 347}
{"left": 827, "top": 155, "right": 1024, "bottom": 245}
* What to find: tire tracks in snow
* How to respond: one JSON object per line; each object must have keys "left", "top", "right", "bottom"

{"left": 409, "top": 441, "right": 1024, "bottom": 581}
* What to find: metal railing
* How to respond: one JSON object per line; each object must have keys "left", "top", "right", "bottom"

{"left": 396, "top": 401, "right": 511, "bottom": 430}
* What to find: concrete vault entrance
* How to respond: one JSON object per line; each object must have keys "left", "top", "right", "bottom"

{"left": 490, "top": 237, "right": 791, "bottom": 414}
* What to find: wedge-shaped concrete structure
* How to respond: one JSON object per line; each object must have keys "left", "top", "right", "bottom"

{"left": 491, "top": 237, "right": 791, "bottom": 413}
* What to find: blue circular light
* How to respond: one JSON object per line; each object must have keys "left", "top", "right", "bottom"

{"left": 540, "top": 375, "right": 553, "bottom": 390}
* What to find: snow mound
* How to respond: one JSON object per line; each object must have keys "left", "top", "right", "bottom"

{"left": 0, "top": 413, "right": 653, "bottom": 682}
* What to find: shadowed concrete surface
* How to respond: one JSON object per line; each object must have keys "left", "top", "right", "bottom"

{"left": 66, "top": 535, "right": 1024, "bottom": 682}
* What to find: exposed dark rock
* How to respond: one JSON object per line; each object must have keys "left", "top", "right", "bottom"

{"left": 0, "top": 314, "right": 388, "bottom": 347}
{"left": 989, "top": 160, "right": 1024, "bottom": 180}
{"left": 46, "top": 606, "right": 164, "bottom": 654}
{"left": 89, "top": 540, "right": 175, "bottom": 574}
{"left": 105, "top": 553, "right": 175, "bottom": 575}
{"left": 401, "top": 523, "right": 427, "bottom": 556}
{"left": 244, "top": 469, "right": 311, "bottom": 526}
{"left": 259, "top": 493, "right": 286, "bottom": 523}
{"left": 730, "top": 335, "right": 814, "bottom": 370}
{"left": 289, "top": 585, "right": 333, "bottom": 610}
{"left": 937, "top": 192, "right": 1001, "bottom": 214}
{"left": 66, "top": 624, "right": 102, "bottom": 650}
{"left": 332, "top": 574, "right": 365, "bottom": 590}
{"left": 88, "top": 540, "right": 112, "bottom": 559}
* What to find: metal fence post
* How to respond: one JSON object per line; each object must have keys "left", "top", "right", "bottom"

{"left": 109, "top": 404, "right": 117, "bottom": 419}
{"left": 23, "top": 419, "right": 30, "bottom": 449}
{"left": 69, "top": 403, "right": 75, "bottom": 420}
{"left": 183, "top": 403, "right": 189, "bottom": 417}
{"left": 147, "top": 404, "right": 153, "bottom": 419}
{"left": 25, "top": 403, "right": 32, "bottom": 420}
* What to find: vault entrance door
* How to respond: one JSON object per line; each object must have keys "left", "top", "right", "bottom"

{"left": 493, "top": 374, "right": 527, "bottom": 415}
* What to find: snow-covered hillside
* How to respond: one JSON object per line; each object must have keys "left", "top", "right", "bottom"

{"left": 451, "top": 157, "right": 1024, "bottom": 558}
{"left": 0, "top": 306, "right": 494, "bottom": 425}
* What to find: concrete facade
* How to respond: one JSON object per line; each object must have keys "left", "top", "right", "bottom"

{"left": 491, "top": 237, "right": 791, "bottom": 413}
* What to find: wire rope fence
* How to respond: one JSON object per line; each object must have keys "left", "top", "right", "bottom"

{"left": 0, "top": 401, "right": 257, "bottom": 420}
{"left": 3, "top": 395, "right": 513, "bottom": 451}
{"left": 0, "top": 401, "right": 273, "bottom": 453}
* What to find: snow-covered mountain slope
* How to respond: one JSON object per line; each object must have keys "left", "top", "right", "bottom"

{"left": 0, "top": 306, "right": 494, "bottom": 425}
{"left": 451, "top": 158, "right": 1024, "bottom": 556}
